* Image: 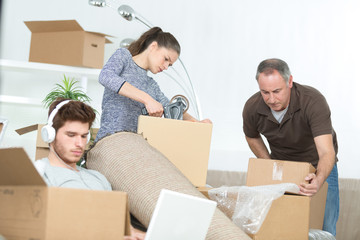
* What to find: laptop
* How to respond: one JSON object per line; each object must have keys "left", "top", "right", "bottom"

{"left": 145, "top": 189, "right": 217, "bottom": 240}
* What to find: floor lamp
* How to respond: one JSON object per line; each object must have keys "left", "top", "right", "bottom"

{"left": 89, "top": 0, "right": 202, "bottom": 119}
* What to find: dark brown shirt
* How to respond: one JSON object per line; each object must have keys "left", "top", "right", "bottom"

{"left": 243, "top": 82, "right": 338, "bottom": 167}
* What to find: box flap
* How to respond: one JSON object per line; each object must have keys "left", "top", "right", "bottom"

{"left": 125, "top": 200, "right": 131, "bottom": 236}
{"left": 310, "top": 181, "right": 328, "bottom": 229}
{"left": 24, "top": 20, "right": 83, "bottom": 33}
{"left": 87, "top": 31, "right": 114, "bottom": 43}
{"left": 15, "top": 124, "right": 40, "bottom": 135}
{"left": 0, "top": 148, "right": 46, "bottom": 186}
{"left": 46, "top": 188, "right": 127, "bottom": 239}
{"left": 246, "top": 158, "right": 316, "bottom": 188}
{"left": 137, "top": 115, "right": 213, "bottom": 187}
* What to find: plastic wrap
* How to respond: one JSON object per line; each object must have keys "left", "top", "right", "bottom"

{"left": 308, "top": 229, "right": 336, "bottom": 240}
{"left": 208, "top": 183, "right": 299, "bottom": 234}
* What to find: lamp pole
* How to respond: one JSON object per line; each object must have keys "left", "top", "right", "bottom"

{"left": 89, "top": 1, "right": 202, "bottom": 119}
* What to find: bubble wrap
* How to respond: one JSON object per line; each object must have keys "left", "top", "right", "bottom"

{"left": 208, "top": 183, "right": 299, "bottom": 234}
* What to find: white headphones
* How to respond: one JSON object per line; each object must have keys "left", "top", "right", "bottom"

{"left": 41, "top": 100, "right": 90, "bottom": 144}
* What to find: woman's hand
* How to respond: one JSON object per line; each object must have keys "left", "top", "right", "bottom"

{"left": 118, "top": 82, "right": 163, "bottom": 118}
{"left": 145, "top": 98, "right": 164, "bottom": 117}
{"left": 183, "top": 113, "right": 213, "bottom": 124}
{"left": 200, "top": 118, "right": 212, "bottom": 124}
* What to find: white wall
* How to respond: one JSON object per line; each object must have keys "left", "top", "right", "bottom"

{"left": 1, "top": 0, "right": 359, "bottom": 179}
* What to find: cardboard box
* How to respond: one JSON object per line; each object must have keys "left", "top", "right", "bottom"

{"left": 248, "top": 184, "right": 328, "bottom": 240}
{"left": 24, "top": 20, "right": 112, "bottom": 68}
{"left": 137, "top": 115, "right": 213, "bottom": 187}
{"left": 197, "top": 186, "right": 212, "bottom": 199}
{"left": 246, "top": 158, "right": 328, "bottom": 240}
{"left": 16, "top": 124, "right": 99, "bottom": 160}
{"left": 0, "top": 148, "right": 130, "bottom": 240}
{"left": 200, "top": 184, "right": 328, "bottom": 240}
{"left": 246, "top": 158, "right": 316, "bottom": 187}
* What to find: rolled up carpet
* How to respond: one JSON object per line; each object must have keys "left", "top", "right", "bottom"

{"left": 86, "top": 132, "right": 250, "bottom": 240}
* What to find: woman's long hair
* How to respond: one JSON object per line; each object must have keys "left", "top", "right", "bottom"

{"left": 128, "top": 27, "right": 180, "bottom": 56}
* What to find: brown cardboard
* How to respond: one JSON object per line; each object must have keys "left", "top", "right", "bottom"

{"left": 197, "top": 186, "right": 212, "bottom": 199}
{"left": 246, "top": 158, "right": 316, "bottom": 187}
{"left": 248, "top": 194, "right": 310, "bottom": 240}
{"left": 16, "top": 124, "right": 98, "bottom": 160}
{"left": 0, "top": 148, "right": 130, "bottom": 240}
{"left": 137, "top": 115, "right": 213, "bottom": 187}
{"left": 309, "top": 182, "right": 328, "bottom": 229}
{"left": 24, "top": 20, "right": 112, "bottom": 68}
{"left": 245, "top": 158, "right": 328, "bottom": 239}
{"left": 248, "top": 184, "right": 328, "bottom": 240}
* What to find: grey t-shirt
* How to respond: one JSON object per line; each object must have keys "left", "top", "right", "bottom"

{"left": 95, "top": 48, "right": 170, "bottom": 142}
{"left": 35, "top": 158, "right": 112, "bottom": 191}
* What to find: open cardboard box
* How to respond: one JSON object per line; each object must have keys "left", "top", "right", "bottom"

{"left": 246, "top": 158, "right": 328, "bottom": 240}
{"left": 0, "top": 148, "right": 130, "bottom": 240}
{"left": 137, "top": 115, "right": 213, "bottom": 187}
{"left": 16, "top": 124, "right": 99, "bottom": 160}
{"left": 199, "top": 158, "right": 328, "bottom": 240}
{"left": 24, "top": 20, "right": 112, "bottom": 68}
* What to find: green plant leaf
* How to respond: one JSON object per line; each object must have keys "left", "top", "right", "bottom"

{"left": 42, "top": 75, "right": 93, "bottom": 108}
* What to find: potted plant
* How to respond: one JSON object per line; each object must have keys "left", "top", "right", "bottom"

{"left": 42, "top": 75, "right": 92, "bottom": 108}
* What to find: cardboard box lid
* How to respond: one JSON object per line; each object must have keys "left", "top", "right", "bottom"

{"left": 15, "top": 124, "right": 40, "bottom": 135}
{"left": 24, "top": 20, "right": 113, "bottom": 43}
{"left": 0, "top": 148, "right": 46, "bottom": 186}
{"left": 246, "top": 158, "right": 316, "bottom": 188}
{"left": 16, "top": 124, "right": 48, "bottom": 148}
{"left": 137, "top": 115, "right": 213, "bottom": 187}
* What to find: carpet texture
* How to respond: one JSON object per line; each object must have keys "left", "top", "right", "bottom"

{"left": 86, "top": 132, "right": 250, "bottom": 240}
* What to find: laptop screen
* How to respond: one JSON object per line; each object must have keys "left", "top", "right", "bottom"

{"left": 145, "top": 189, "right": 217, "bottom": 240}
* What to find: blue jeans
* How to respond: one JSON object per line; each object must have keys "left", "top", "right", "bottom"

{"left": 322, "top": 164, "right": 339, "bottom": 236}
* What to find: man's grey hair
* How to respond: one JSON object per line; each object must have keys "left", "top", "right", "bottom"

{"left": 255, "top": 58, "right": 291, "bottom": 83}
